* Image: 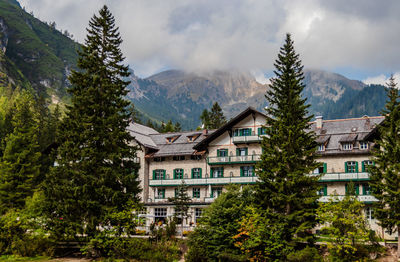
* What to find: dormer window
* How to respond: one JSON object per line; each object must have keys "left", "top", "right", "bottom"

{"left": 166, "top": 135, "right": 180, "bottom": 144}
{"left": 359, "top": 141, "right": 368, "bottom": 150}
{"left": 187, "top": 134, "right": 200, "bottom": 142}
{"left": 342, "top": 143, "right": 353, "bottom": 150}
{"left": 317, "top": 144, "right": 325, "bottom": 151}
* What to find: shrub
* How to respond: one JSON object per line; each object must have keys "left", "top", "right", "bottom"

{"left": 287, "top": 246, "right": 322, "bottom": 262}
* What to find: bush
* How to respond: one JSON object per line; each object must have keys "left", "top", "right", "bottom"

{"left": 287, "top": 246, "right": 322, "bottom": 262}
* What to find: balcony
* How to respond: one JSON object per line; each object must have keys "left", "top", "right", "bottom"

{"left": 207, "top": 155, "right": 261, "bottom": 165}
{"left": 313, "top": 172, "right": 370, "bottom": 182}
{"left": 318, "top": 195, "right": 377, "bottom": 203}
{"left": 149, "top": 176, "right": 259, "bottom": 187}
{"left": 232, "top": 134, "right": 265, "bottom": 144}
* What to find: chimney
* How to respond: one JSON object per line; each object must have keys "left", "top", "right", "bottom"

{"left": 316, "top": 116, "right": 323, "bottom": 129}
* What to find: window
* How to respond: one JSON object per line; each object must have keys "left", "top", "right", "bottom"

{"left": 317, "top": 144, "right": 325, "bottom": 151}
{"left": 317, "top": 185, "right": 327, "bottom": 196}
{"left": 362, "top": 160, "right": 374, "bottom": 172}
{"left": 191, "top": 155, "right": 202, "bottom": 160}
{"left": 313, "top": 163, "right": 327, "bottom": 174}
{"left": 233, "top": 128, "right": 252, "bottom": 136}
{"left": 153, "top": 169, "right": 165, "bottom": 180}
{"left": 211, "top": 187, "right": 223, "bottom": 198}
{"left": 365, "top": 207, "right": 374, "bottom": 220}
{"left": 241, "top": 166, "right": 254, "bottom": 177}
{"left": 342, "top": 143, "right": 353, "bottom": 150}
{"left": 359, "top": 141, "right": 369, "bottom": 150}
{"left": 192, "top": 168, "right": 202, "bottom": 179}
{"left": 362, "top": 184, "right": 371, "bottom": 195}
{"left": 173, "top": 155, "right": 185, "bottom": 161}
{"left": 236, "top": 147, "right": 248, "bottom": 156}
{"left": 154, "top": 157, "right": 165, "bottom": 162}
{"left": 154, "top": 208, "right": 167, "bottom": 223}
{"left": 174, "top": 188, "right": 179, "bottom": 197}
{"left": 193, "top": 188, "right": 200, "bottom": 198}
{"left": 258, "top": 127, "right": 267, "bottom": 135}
{"left": 217, "top": 149, "right": 228, "bottom": 157}
{"left": 156, "top": 188, "right": 165, "bottom": 199}
{"left": 345, "top": 161, "right": 358, "bottom": 173}
{"left": 195, "top": 208, "right": 203, "bottom": 223}
{"left": 210, "top": 167, "right": 223, "bottom": 178}
{"left": 174, "top": 169, "right": 184, "bottom": 179}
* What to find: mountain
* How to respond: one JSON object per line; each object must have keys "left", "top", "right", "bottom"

{"left": 0, "top": 0, "right": 80, "bottom": 102}
{"left": 127, "top": 69, "right": 387, "bottom": 129}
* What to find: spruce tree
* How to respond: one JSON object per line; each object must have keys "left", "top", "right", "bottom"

{"left": 254, "top": 33, "right": 320, "bottom": 258}
{"left": 43, "top": 6, "right": 140, "bottom": 237}
{"left": 0, "top": 91, "right": 41, "bottom": 213}
{"left": 168, "top": 181, "right": 192, "bottom": 238}
{"left": 200, "top": 102, "right": 227, "bottom": 129}
{"left": 370, "top": 75, "right": 400, "bottom": 257}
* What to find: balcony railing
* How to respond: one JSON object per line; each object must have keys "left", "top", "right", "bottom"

{"left": 318, "top": 195, "right": 377, "bottom": 203}
{"left": 232, "top": 134, "right": 266, "bottom": 144}
{"left": 312, "top": 172, "right": 370, "bottom": 182}
{"left": 207, "top": 154, "right": 261, "bottom": 165}
{"left": 149, "top": 176, "right": 259, "bottom": 187}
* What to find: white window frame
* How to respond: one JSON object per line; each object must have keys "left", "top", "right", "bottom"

{"left": 347, "top": 161, "right": 357, "bottom": 173}
{"left": 154, "top": 208, "right": 167, "bottom": 217}
{"left": 242, "top": 166, "right": 254, "bottom": 177}
{"left": 318, "top": 144, "right": 325, "bottom": 151}
{"left": 360, "top": 141, "right": 369, "bottom": 150}
{"left": 342, "top": 143, "right": 353, "bottom": 150}
{"left": 192, "top": 168, "right": 201, "bottom": 179}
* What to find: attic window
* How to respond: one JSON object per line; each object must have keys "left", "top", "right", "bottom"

{"left": 342, "top": 143, "right": 353, "bottom": 150}
{"left": 166, "top": 135, "right": 180, "bottom": 144}
{"left": 360, "top": 141, "right": 368, "bottom": 150}
{"left": 187, "top": 134, "right": 200, "bottom": 142}
{"left": 317, "top": 144, "right": 325, "bottom": 151}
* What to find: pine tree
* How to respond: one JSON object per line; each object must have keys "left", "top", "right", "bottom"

{"left": 0, "top": 91, "right": 41, "bottom": 213}
{"left": 168, "top": 181, "right": 192, "bottom": 238}
{"left": 370, "top": 75, "right": 400, "bottom": 257}
{"left": 43, "top": 6, "right": 140, "bottom": 237}
{"left": 254, "top": 34, "right": 320, "bottom": 258}
{"left": 200, "top": 102, "right": 226, "bottom": 129}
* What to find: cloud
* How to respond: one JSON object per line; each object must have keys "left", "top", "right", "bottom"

{"left": 363, "top": 72, "right": 400, "bottom": 86}
{"left": 18, "top": 0, "right": 400, "bottom": 78}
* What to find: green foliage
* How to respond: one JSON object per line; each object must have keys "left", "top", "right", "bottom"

{"left": 200, "top": 102, "right": 227, "bottom": 129}
{"left": 186, "top": 185, "right": 253, "bottom": 262}
{"left": 42, "top": 6, "right": 140, "bottom": 239}
{"left": 370, "top": 75, "right": 400, "bottom": 237}
{"left": 168, "top": 181, "right": 192, "bottom": 237}
{"left": 82, "top": 237, "right": 181, "bottom": 261}
{"left": 254, "top": 33, "right": 319, "bottom": 259}
{"left": 150, "top": 218, "right": 177, "bottom": 242}
{"left": 286, "top": 246, "right": 322, "bottom": 262}
{"left": 317, "top": 194, "right": 379, "bottom": 261}
{"left": 0, "top": 91, "right": 41, "bottom": 212}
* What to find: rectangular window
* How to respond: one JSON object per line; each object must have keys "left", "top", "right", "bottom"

{"left": 211, "top": 187, "right": 223, "bottom": 198}
{"left": 154, "top": 157, "right": 165, "bottom": 162}
{"left": 241, "top": 166, "right": 254, "bottom": 177}
{"left": 317, "top": 144, "right": 325, "bottom": 151}
{"left": 153, "top": 169, "right": 165, "bottom": 180}
{"left": 193, "top": 188, "right": 200, "bottom": 198}
{"left": 317, "top": 185, "right": 328, "bottom": 196}
{"left": 234, "top": 128, "right": 252, "bottom": 136}
{"left": 362, "top": 160, "right": 374, "bottom": 172}
{"left": 211, "top": 167, "right": 223, "bottom": 178}
{"left": 174, "top": 169, "right": 184, "bottom": 179}
{"left": 155, "top": 207, "right": 167, "bottom": 223}
{"left": 362, "top": 184, "right": 371, "bottom": 195}
{"left": 156, "top": 188, "right": 165, "bottom": 199}
{"left": 236, "top": 147, "right": 248, "bottom": 156}
{"left": 173, "top": 155, "right": 186, "bottom": 161}
{"left": 217, "top": 149, "right": 228, "bottom": 157}
{"left": 359, "top": 141, "right": 369, "bottom": 150}
{"left": 365, "top": 207, "right": 374, "bottom": 220}
{"left": 195, "top": 208, "right": 203, "bottom": 223}
{"left": 192, "top": 168, "right": 202, "bottom": 179}
{"left": 345, "top": 161, "right": 358, "bottom": 173}
{"left": 313, "top": 163, "right": 327, "bottom": 174}
{"left": 342, "top": 143, "right": 353, "bottom": 150}
{"left": 258, "top": 127, "right": 267, "bottom": 135}
{"left": 191, "top": 155, "right": 202, "bottom": 160}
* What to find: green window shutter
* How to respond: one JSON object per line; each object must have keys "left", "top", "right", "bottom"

{"left": 173, "top": 169, "right": 176, "bottom": 179}
{"left": 221, "top": 167, "right": 224, "bottom": 177}
{"left": 162, "top": 189, "right": 165, "bottom": 198}
{"left": 362, "top": 161, "right": 365, "bottom": 172}
{"left": 362, "top": 184, "right": 366, "bottom": 195}
{"left": 244, "top": 148, "right": 248, "bottom": 156}
{"left": 258, "top": 127, "right": 261, "bottom": 135}
{"left": 355, "top": 162, "right": 359, "bottom": 172}
{"left": 217, "top": 149, "right": 220, "bottom": 157}
{"left": 191, "top": 168, "right": 194, "bottom": 178}
{"left": 199, "top": 168, "right": 202, "bottom": 178}
{"left": 372, "top": 161, "right": 375, "bottom": 166}
{"left": 210, "top": 168, "right": 214, "bottom": 178}
{"left": 345, "top": 162, "right": 348, "bottom": 173}
{"left": 345, "top": 184, "right": 348, "bottom": 195}
{"left": 240, "top": 167, "right": 243, "bottom": 177}
{"left": 356, "top": 184, "right": 359, "bottom": 195}
{"left": 323, "top": 185, "right": 327, "bottom": 196}
{"left": 236, "top": 148, "right": 240, "bottom": 156}
{"left": 163, "top": 170, "right": 166, "bottom": 179}
{"left": 153, "top": 170, "right": 156, "bottom": 180}
{"left": 323, "top": 163, "right": 327, "bottom": 173}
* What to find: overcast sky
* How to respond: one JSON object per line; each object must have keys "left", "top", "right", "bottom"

{"left": 19, "top": 0, "right": 400, "bottom": 84}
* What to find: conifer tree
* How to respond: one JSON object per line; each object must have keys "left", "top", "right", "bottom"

{"left": 254, "top": 33, "right": 320, "bottom": 258}
{"left": 370, "top": 75, "right": 400, "bottom": 257}
{"left": 43, "top": 6, "right": 140, "bottom": 237}
{"left": 0, "top": 91, "right": 41, "bottom": 213}
{"left": 168, "top": 181, "right": 192, "bottom": 238}
{"left": 200, "top": 102, "right": 227, "bottom": 129}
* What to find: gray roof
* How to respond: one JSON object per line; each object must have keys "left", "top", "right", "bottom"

{"left": 149, "top": 130, "right": 214, "bottom": 157}
{"left": 312, "top": 116, "right": 384, "bottom": 155}
{"left": 128, "top": 123, "right": 159, "bottom": 149}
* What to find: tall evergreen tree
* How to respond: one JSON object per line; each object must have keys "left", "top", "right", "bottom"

{"left": 43, "top": 6, "right": 140, "bottom": 237}
{"left": 200, "top": 102, "right": 227, "bottom": 129}
{"left": 0, "top": 91, "right": 41, "bottom": 213}
{"left": 370, "top": 75, "right": 400, "bottom": 257}
{"left": 168, "top": 181, "right": 191, "bottom": 238}
{"left": 254, "top": 33, "right": 320, "bottom": 258}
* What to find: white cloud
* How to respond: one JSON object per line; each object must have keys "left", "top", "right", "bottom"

{"left": 18, "top": 0, "right": 400, "bottom": 78}
{"left": 363, "top": 73, "right": 400, "bottom": 86}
